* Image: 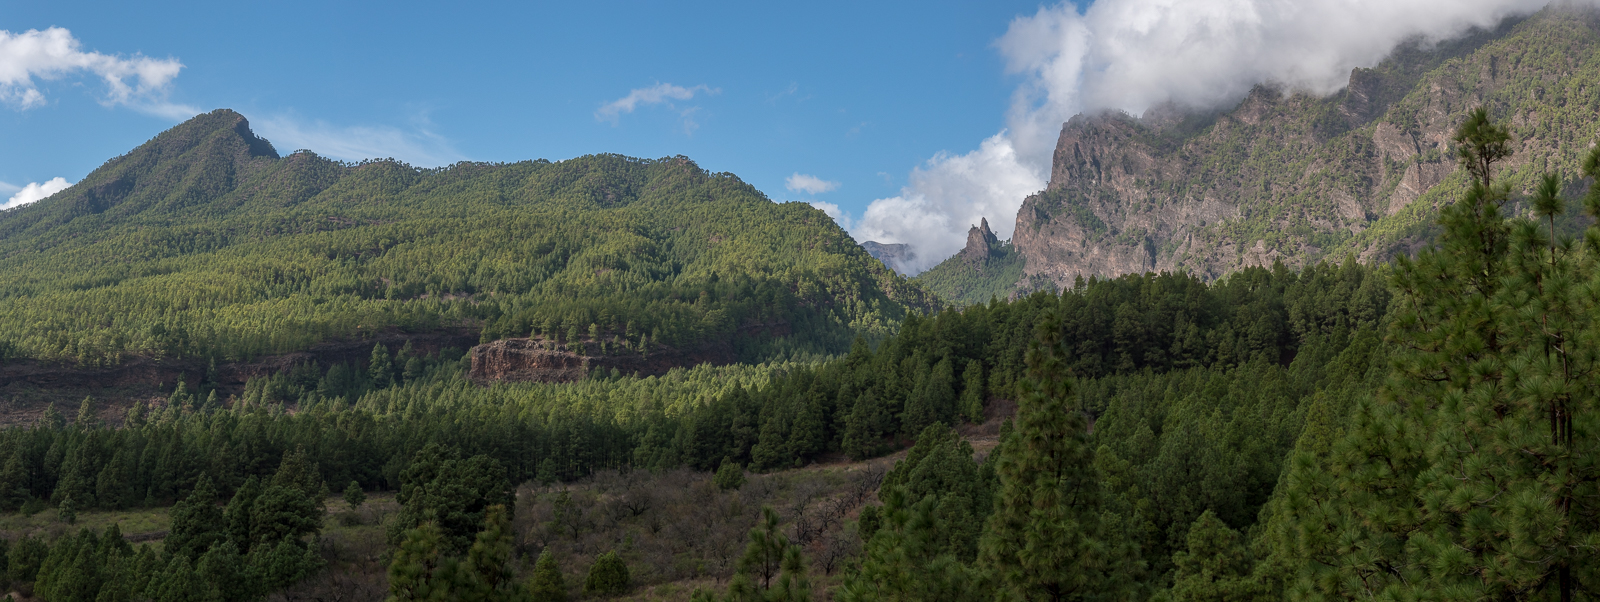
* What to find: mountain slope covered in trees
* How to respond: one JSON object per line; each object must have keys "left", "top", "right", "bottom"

{"left": 0, "top": 110, "right": 935, "bottom": 371}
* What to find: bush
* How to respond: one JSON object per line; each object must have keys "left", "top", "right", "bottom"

{"left": 583, "top": 551, "right": 630, "bottom": 596}
{"left": 713, "top": 458, "right": 745, "bottom": 491}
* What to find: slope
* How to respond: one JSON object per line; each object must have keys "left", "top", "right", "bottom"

{"left": 0, "top": 110, "right": 937, "bottom": 370}
{"left": 1008, "top": 6, "right": 1600, "bottom": 288}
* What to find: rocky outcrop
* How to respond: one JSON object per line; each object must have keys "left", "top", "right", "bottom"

{"left": 960, "top": 218, "right": 1001, "bottom": 264}
{"left": 1007, "top": 9, "right": 1595, "bottom": 288}
{"left": 469, "top": 339, "right": 589, "bottom": 383}
{"left": 1015, "top": 110, "right": 1240, "bottom": 285}
{"left": 862, "top": 241, "right": 918, "bottom": 275}
{"left": 468, "top": 335, "right": 751, "bottom": 384}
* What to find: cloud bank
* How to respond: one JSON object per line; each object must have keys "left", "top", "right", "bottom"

{"left": 787, "top": 173, "right": 840, "bottom": 195}
{"left": 0, "top": 27, "right": 195, "bottom": 118}
{"left": 853, "top": 0, "right": 1561, "bottom": 274}
{"left": 1, "top": 177, "right": 72, "bottom": 210}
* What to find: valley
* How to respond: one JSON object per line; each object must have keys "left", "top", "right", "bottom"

{"left": 2, "top": 4, "right": 1600, "bottom": 602}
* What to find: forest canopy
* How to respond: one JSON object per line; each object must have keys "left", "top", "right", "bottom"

{"left": 0, "top": 110, "right": 936, "bottom": 367}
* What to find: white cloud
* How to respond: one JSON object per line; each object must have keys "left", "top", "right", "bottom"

{"left": 596, "top": 83, "right": 720, "bottom": 133}
{"left": 252, "top": 113, "right": 466, "bottom": 167}
{"left": 996, "top": 0, "right": 1558, "bottom": 163}
{"left": 0, "top": 180, "right": 18, "bottom": 195}
{"left": 856, "top": 0, "right": 1566, "bottom": 273}
{"left": 787, "top": 173, "right": 840, "bottom": 195}
{"left": 809, "top": 201, "right": 852, "bottom": 229}
{"left": 0, "top": 27, "right": 189, "bottom": 114}
{"left": 2, "top": 177, "right": 71, "bottom": 210}
{"left": 851, "top": 134, "right": 1045, "bottom": 274}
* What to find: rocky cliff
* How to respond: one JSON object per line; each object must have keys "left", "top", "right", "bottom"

{"left": 862, "top": 241, "right": 918, "bottom": 275}
{"left": 960, "top": 218, "right": 1002, "bottom": 264}
{"left": 469, "top": 336, "right": 740, "bottom": 383}
{"left": 1012, "top": 7, "right": 1600, "bottom": 288}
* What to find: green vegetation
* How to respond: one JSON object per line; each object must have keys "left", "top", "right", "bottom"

{"left": 0, "top": 234, "right": 1397, "bottom": 599}
{"left": 2, "top": 60, "right": 1597, "bottom": 602}
{"left": 0, "top": 110, "right": 934, "bottom": 368}
{"left": 914, "top": 240, "right": 1027, "bottom": 306}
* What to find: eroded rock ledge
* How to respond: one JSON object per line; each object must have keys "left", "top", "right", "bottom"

{"left": 468, "top": 337, "right": 736, "bottom": 384}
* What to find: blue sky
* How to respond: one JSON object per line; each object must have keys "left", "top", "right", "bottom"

{"left": 1, "top": 2, "right": 1052, "bottom": 227}
{"left": 0, "top": 0, "right": 1556, "bottom": 271}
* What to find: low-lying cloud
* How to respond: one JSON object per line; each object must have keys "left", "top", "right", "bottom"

{"left": 0, "top": 27, "right": 195, "bottom": 117}
{"left": 787, "top": 173, "right": 840, "bottom": 195}
{"left": 853, "top": 0, "right": 1562, "bottom": 275}
{"left": 1, "top": 177, "right": 72, "bottom": 210}
{"left": 253, "top": 113, "right": 466, "bottom": 167}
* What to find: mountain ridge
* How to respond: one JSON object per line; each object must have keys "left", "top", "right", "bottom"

{"left": 0, "top": 111, "right": 937, "bottom": 381}
{"left": 916, "top": 6, "right": 1600, "bottom": 298}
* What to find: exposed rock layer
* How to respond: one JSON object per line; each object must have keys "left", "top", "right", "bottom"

{"left": 468, "top": 336, "right": 740, "bottom": 383}
{"left": 1009, "top": 10, "right": 1598, "bottom": 289}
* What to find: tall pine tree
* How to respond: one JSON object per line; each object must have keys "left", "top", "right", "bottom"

{"left": 977, "top": 307, "right": 1140, "bottom": 602}
{"left": 1283, "top": 109, "right": 1600, "bottom": 600}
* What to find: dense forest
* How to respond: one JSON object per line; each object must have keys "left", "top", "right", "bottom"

{"left": 2, "top": 106, "right": 1598, "bottom": 601}
{"left": 0, "top": 110, "right": 935, "bottom": 369}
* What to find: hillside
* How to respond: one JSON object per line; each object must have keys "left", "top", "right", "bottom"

{"left": 0, "top": 110, "right": 936, "bottom": 379}
{"left": 917, "top": 6, "right": 1600, "bottom": 293}
{"left": 912, "top": 218, "right": 1031, "bottom": 305}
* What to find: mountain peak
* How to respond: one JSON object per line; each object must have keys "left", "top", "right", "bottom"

{"left": 0, "top": 109, "right": 283, "bottom": 236}
{"left": 159, "top": 109, "right": 279, "bottom": 160}
{"left": 960, "top": 217, "right": 1001, "bottom": 264}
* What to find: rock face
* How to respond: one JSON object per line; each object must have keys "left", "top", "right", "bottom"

{"left": 861, "top": 241, "right": 918, "bottom": 275}
{"left": 1014, "top": 110, "right": 1241, "bottom": 285}
{"left": 468, "top": 336, "right": 742, "bottom": 384}
{"left": 960, "top": 218, "right": 1001, "bottom": 264}
{"left": 1009, "top": 9, "right": 1600, "bottom": 288}
{"left": 469, "top": 339, "right": 590, "bottom": 383}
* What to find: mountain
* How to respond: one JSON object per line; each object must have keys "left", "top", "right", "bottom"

{"left": 0, "top": 110, "right": 937, "bottom": 378}
{"left": 920, "top": 6, "right": 1600, "bottom": 294}
{"left": 913, "top": 217, "right": 1030, "bottom": 305}
{"left": 861, "top": 240, "right": 918, "bottom": 274}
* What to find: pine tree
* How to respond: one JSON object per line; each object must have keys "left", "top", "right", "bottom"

{"left": 55, "top": 494, "right": 76, "bottom": 524}
{"left": 344, "top": 479, "right": 367, "bottom": 512}
{"left": 224, "top": 475, "right": 262, "bottom": 552}
{"left": 369, "top": 343, "right": 393, "bottom": 389}
{"left": 39, "top": 401, "right": 64, "bottom": 430}
{"left": 460, "top": 505, "right": 525, "bottom": 601}
{"left": 714, "top": 457, "right": 745, "bottom": 491}
{"left": 738, "top": 506, "right": 788, "bottom": 590}
{"left": 838, "top": 490, "right": 985, "bottom": 602}
{"left": 583, "top": 551, "right": 630, "bottom": 596}
{"left": 1169, "top": 511, "right": 1262, "bottom": 602}
{"left": 195, "top": 540, "right": 254, "bottom": 601}
{"left": 248, "top": 481, "right": 321, "bottom": 549}
{"left": 527, "top": 549, "right": 568, "bottom": 602}
{"left": 8, "top": 535, "right": 47, "bottom": 584}
{"left": 388, "top": 522, "right": 451, "bottom": 600}
{"left": 977, "top": 307, "right": 1139, "bottom": 602}
{"left": 165, "top": 475, "right": 224, "bottom": 560}
{"left": 74, "top": 396, "right": 100, "bottom": 429}
{"left": 389, "top": 444, "right": 514, "bottom": 554}
{"left": 145, "top": 555, "right": 206, "bottom": 602}
{"left": 960, "top": 359, "right": 985, "bottom": 424}
{"left": 767, "top": 546, "right": 813, "bottom": 602}
{"left": 1283, "top": 109, "right": 1600, "bottom": 599}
